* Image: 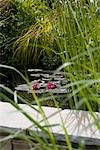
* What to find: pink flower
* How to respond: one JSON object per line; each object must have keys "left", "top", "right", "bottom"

{"left": 32, "top": 82, "right": 40, "bottom": 90}
{"left": 47, "top": 82, "right": 56, "bottom": 90}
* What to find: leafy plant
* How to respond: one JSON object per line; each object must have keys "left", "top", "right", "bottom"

{"left": 12, "top": 0, "right": 57, "bottom": 66}
{"left": 0, "top": 64, "right": 72, "bottom": 150}
{"left": 48, "top": 0, "right": 100, "bottom": 111}
{"left": 0, "top": 0, "right": 52, "bottom": 68}
{"left": 1, "top": 0, "right": 99, "bottom": 111}
{"left": 0, "top": 64, "right": 100, "bottom": 150}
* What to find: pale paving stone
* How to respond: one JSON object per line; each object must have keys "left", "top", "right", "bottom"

{"left": 0, "top": 102, "right": 100, "bottom": 140}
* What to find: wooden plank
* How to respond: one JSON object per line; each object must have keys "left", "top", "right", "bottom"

{"left": 12, "top": 140, "right": 29, "bottom": 150}
{"left": 0, "top": 136, "right": 11, "bottom": 150}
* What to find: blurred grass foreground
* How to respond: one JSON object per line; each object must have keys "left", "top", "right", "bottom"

{"left": 0, "top": 0, "right": 100, "bottom": 150}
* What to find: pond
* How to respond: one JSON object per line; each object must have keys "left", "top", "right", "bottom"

{"left": 13, "top": 69, "right": 100, "bottom": 112}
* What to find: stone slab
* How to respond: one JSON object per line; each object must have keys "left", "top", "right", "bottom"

{"left": 0, "top": 102, "right": 100, "bottom": 147}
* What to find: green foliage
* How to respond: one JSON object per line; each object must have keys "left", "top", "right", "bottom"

{"left": 0, "top": 64, "right": 72, "bottom": 150}
{"left": 0, "top": 64, "right": 100, "bottom": 149}
{"left": 0, "top": 0, "right": 100, "bottom": 111}
{"left": 0, "top": 0, "right": 100, "bottom": 69}
{"left": 49, "top": 0, "right": 100, "bottom": 111}
{"left": 0, "top": 1, "right": 100, "bottom": 148}
{"left": 40, "top": 53, "right": 61, "bottom": 70}
{"left": 12, "top": 0, "right": 57, "bottom": 66}
{"left": 0, "top": 0, "right": 55, "bottom": 68}
{"left": 51, "top": 0, "right": 99, "bottom": 67}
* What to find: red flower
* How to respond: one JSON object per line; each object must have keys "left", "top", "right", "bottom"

{"left": 32, "top": 82, "right": 40, "bottom": 90}
{"left": 47, "top": 82, "right": 56, "bottom": 90}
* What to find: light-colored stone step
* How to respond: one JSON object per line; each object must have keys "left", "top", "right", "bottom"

{"left": 0, "top": 102, "right": 100, "bottom": 147}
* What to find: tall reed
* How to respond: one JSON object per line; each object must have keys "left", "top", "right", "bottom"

{"left": 48, "top": 0, "right": 100, "bottom": 111}
{"left": 0, "top": 64, "right": 100, "bottom": 149}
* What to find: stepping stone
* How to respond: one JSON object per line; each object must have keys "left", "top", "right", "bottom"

{"left": 30, "top": 74, "right": 40, "bottom": 78}
{"left": 28, "top": 69, "right": 43, "bottom": 72}
{"left": 30, "top": 73, "right": 51, "bottom": 78}
{"left": 15, "top": 84, "right": 30, "bottom": 92}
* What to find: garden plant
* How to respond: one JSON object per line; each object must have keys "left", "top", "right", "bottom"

{"left": 0, "top": 0, "right": 100, "bottom": 149}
